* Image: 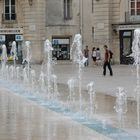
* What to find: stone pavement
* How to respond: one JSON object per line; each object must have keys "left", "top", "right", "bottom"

{"left": 0, "top": 90, "right": 112, "bottom": 140}
{"left": 49, "top": 63, "right": 137, "bottom": 99}
{"left": 0, "top": 63, "right": 139, "bottom": 140}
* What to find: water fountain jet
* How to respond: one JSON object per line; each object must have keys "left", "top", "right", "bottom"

{"left": 131, "top": 28, "right": 140, "bottom": 129}
{"left": 71, "top": 34, "right": 87, "bottom": 111}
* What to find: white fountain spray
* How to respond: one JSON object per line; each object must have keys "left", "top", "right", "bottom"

{"left": 9, "top": 65, "right": 15, "bottom": 80}
{"left": 5, "top": 65, "right": 9, "bottom": 80}
{"left": 71, "top": 34, "right": 87, "bottom": 111}
{"left": 44, "top": 39, "right": 53, "bottom": 99}
{"left": 30, "top": 69, "right": 36, "bottom": 90}
{"left": 23, "top": 67, "right": 28, "bottom": 85}
{"left": 16, "top": 66, "right": 20, "bottom": 80}
{"left": 114, "top": 87, "right": 127, "bottom": 128}
{"left": 67, "top": 79, "right": 75, "bottom": 106}
{"left": 131, "top": 28, "right": 140, "bottom": 129}
{"left": 39, "top": 71, "right": 46, "bottom": 93}
{"left": 1, "top": 44, "right": 8, "bottom": 77}
{"left": 22, "top": 41, "right": 32, "bottom": 79}
{"left": 11, "top": 41, "right": 18, "bottom": 67}
{"left": 51, "top": 74, "right": 59, "bottom": 100}
{"left": 87, "top": 81, "right": 97, "bottom": 118}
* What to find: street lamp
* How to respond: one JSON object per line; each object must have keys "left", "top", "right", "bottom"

{"left": 28, "top": 0, "right": 33, "bottom": 6}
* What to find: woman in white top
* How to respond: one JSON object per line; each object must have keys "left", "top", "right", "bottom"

{"left": 96, "top": 48, "right": 101, "bottom": 60}
{"left": 92, "top": 47, "right": 97, "bottom": 65}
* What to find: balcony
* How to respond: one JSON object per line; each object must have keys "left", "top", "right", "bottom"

{"left": 125, "top": 12, "right": 140, "bottom": 23}
{"left": 2, "top": 13, "right": 17, "bottom": 24}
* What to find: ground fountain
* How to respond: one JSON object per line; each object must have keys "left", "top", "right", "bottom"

{"left": 114, "top": 87, "right": 127, "bottom": 128}
{"left": 39, "top": 71, "right": 46, "bottom": 93}
{"left": 16, "top": 66, "right": 20, "bottom": 80}
{"left": 22, "top": 41, "right": 32, "bottom": 80}
{"left": 87, "top": 81, "right": 97, "bottom": 118}
{"left": 44, "top": 39, "right": 54, "bottom": 99}
{"left": 1, "top": 44, "right": 8, "bottom": 77}
{"left": 11, "top": 41, "right": 18, "bottom": 67}
{"left": 131, "top": 28, "right": 140, "bottom": 129}
{"left": 0, "top": 37, "right": 140, "bottom": 140}
{"left": 51, "top": 74, "right": 59, "bottom": 100}
{"left": 30, "top": 69, "right": 36, "bottom": 91}
{"left": 70, "top": 34, "right": 87, "bottom": 111}
{"left": 67, "top": 78, "right": 75, "bottom": 108}
{"left": 23, "top": 67, "right": 29, "bottom": 86}
{"left": 9, "top": 65, "right": 15, "bottom": 80}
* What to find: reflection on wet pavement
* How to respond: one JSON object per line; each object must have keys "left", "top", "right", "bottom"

{"left": 0, "top": 90, "right": 112, "bottom": 140}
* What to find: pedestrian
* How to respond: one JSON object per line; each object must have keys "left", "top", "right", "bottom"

{"left": 103, "top": 45, "right": 113, "bottom": 76}
{"left": 92, "top": 47, "right": 97, "bottom": 65}
{"left": 96, "top": 48, "right": 101, "bottom": 65}
{"left": 84, "top": 45, "right": 89, "bottom": 66}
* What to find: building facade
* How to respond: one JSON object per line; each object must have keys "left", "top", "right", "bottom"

{"left": 89, "top": 0, "right": 140, "bottom": 64}
{"left": 0, "top": 0, "right": 46, "bottom": 63}
{"left": 0, "top": 0, "right": 139, "bottom": 64}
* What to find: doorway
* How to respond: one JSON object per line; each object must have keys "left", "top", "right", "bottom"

{"left": 120, "top": 30, "right": 134, "bottom": 64}
{"left": 5, "top": 34, "right": 15, "bottom": 55}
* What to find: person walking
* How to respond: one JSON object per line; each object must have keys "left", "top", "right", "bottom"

{"left": 103, "top": 45, "right": 113, "bottom": 76}
{"left": 96, "top": 48, "right": 101, "bottom": 65}
{"left": 84, "top": 45, "right": 89, "bottom": 66}
{"left": 92, "top": 47, "right": 97, "bottom": 65}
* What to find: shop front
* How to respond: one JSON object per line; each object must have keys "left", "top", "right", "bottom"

{"left": 52, "top": 38, "right": 70, "bottom": 60}
{"left": 114, "top": 24, "right": 140, "bottom": 64}
{"left": 0, "top": 28, "right": 23, "bottom": 63}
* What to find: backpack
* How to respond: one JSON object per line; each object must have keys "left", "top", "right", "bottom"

{"left": 109, "top": 50, "right": 113, "bottom": 59}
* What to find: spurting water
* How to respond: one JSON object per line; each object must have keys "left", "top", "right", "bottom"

{"left": 11, "top": 41, "right": 18, "bottom": 67}
{"left": 1, "top": 44, "right": 8, "bottom": 77}
{"left": 22, "top": 41, "right": 32, "bottom": 81}
{"left": 114, "top": 87, "right": 127, "bottom": 128}
{"left": 0, "top": 37, "right": 139, "bottom": 139}
{"left": 131, "top": 28, "right": 140, "bottom": 129}
{"left": 44, "top": 39, "right": 53, "bottom": 98}
{"left": 71, "top": 34, "right": 87, "bottom": 111}
{"left": 87, "top": 81, "right": 97, "bottom": 118}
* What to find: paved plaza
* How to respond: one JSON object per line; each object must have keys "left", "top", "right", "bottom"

{"left": 0, "top": 63, "right": 140, "bottom": 140}
{"left": 52, "top": 63, "right": 137, "bottom": 98}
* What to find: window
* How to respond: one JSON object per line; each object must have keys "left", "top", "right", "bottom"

{"left": 92, "top": 0, "right": 94, "bottom": 13}
{"left": 92, "top": 27, "right": 94, "bottom": 42}
{"left": 5, "top": 0, "right": 16, "bottom": 20}
{"left": 64, "top": 0, "right": 72, "bottom": 19}
{"left": 130, "top": 0, "right": 140, "bottom": 16}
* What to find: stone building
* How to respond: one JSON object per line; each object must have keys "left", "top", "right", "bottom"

{"left": 0, "top": 0, "right": 139, "bottom": 64}
{"left": 89, "top": 0, "right": 140, "bottom": 64}
{"left": 0, "top": 0, "right": 46, "bottom": 63}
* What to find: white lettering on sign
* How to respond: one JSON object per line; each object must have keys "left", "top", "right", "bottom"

{"left": 0, "top": 28, "right": 23, "bottom": 34}
{"left": 52, "top": 39, "right": 70, "bottom": 45}
{"left": 16, "top": 35, "right": 23, "bottom": 41}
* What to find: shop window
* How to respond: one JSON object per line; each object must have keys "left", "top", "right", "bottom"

{"left": 4, "top": 0, "right": 16, "bottom": 20}
{"left": 130, "top": 0, "right": 140, "bottom": 16}
{"left": 64, "top": 0, "right": 72, "bottom": 19}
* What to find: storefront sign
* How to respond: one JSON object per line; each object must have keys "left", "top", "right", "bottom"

{"left": 0, "top": 35, "right": 5, "bottom": 42}
{"left": 52, "top": 39, "right": 70, "bottom": 45}
{"left": 118, "top": 24, "right": 140, "bottom": 30}
{"left": 0, "top": 28, "right": 23, "bottom": 35}
{"left": 16, "top": 35, "right": 24, "bottom": 41}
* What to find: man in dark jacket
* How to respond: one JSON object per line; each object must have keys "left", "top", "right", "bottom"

{"left": 103, "top": 45, "right": 113, "bottom": 76}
